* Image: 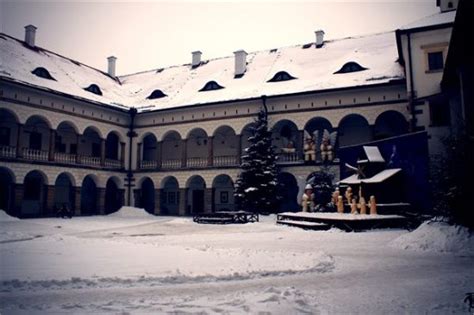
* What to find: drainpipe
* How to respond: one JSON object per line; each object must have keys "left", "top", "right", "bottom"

{"left": 407, "top": 32, "right": 416, "bottom": 131}
{"left": 261, "top": 95, "right": 268, "bottom": 119}
{"left": 126, "top": 107, "right": 137, "bottom": 206}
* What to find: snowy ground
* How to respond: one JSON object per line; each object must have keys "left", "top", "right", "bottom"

{"left": 1, "top": 208, "right": 473, "bottom": 314}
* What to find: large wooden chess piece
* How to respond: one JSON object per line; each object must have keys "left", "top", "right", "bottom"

{"left": 301, "top": 184, "right": 314, "bottom": 212}
{"left": 304, "top": 137, "right": 316, "bottom": 162}
{"left": 350, "top": 198, "right": 358, "bottom": 214}
{"left": 369, "top": 195, "right": 377, "bottom": 215}
{"left": 332, "top": 188, "right": 340, "bottom": 205}
{"left": 345, "top": 187, "right": 353, "bottom": 204}
{"left": 359, "top": 195, "right": 367, "bottom": 215}
{"left": 337, "top": 195, "right": 344, "bottom": 213}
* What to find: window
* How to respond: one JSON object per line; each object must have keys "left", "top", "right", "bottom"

{"left": 334, "top": 62, "right": 367, "bottom": 74}
{"left": 32, "top": 67, "right": 56, "bottom": 81}
{"left": 84, "top": 84, "right": 102, "bottom": 96}
{"left": 0, "top": 127, "right": 10, "bottom": 146}
{"left": 267, "top": 71, "right": 296, "bottom": 82}
{"left": 199, "top": 81, "right": 224, "bottom": 92}
{"left": 429, "top": 99, "right": 450, "bottom": 126}
{"left": 147, "top": 89, "right": 167, "bottom": 99}
{"left": 428, "top": 51, "right": 444, "bottom": 71}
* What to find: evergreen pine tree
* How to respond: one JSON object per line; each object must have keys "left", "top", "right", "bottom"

{"left": 234, "top": 109, "right": 279, "bottom": 214}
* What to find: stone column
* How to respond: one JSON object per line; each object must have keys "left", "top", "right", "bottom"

{"left": 16, "top": 124, "right": 23, "bottom": 158}
{"left": 156, "top": 141, "right": 162, "bottom": 169}
{"left": 133, "top": 189, "right": 141, "bottom": 208}
{"left": 181, "top": 139, "right": 187, "bottom": 168}
{"left": 154, "top": 189, "right": 161, "bottom": 215}
{"left": 48, "top": 129, "right": 56, "bottom": 161}
{"left": 14, "top": 184, "right": 24, "bottom": 217}
{"left": 208, "top": 136, "right": 214, "bottom": 167}
{"left": 178, "top": 188, "right": 187, "bottom": 215}
{"left": 97, "top": 187, "right": 106, "bottom": 215}
{"left": 237, "top": 134, "right": 242, "bottom": 165}
{"left": 74, "top": 187, "right": 81, "bottom": 216}
{"left": 46, "top": 185, "right": 56, "bottom": 215}
{"left": 100, "top": 138, "right": 106, "bottom": 166}
{"left": 119, "top": 189, "right": 126, "bottom": 209}
{"left": 205, "top": 188, "right": 214, "bottom": 213}
{"left": 120, "top": 142, "right": 126, "bottom": 168}
{"left": 136, "top": 142, "right": 142, "bottom": 169}
{"left": 75, "top": 134, "right": 81, "bottom": 164}
{"left": 298, "top": 130, "right": 304, "bottom": 161}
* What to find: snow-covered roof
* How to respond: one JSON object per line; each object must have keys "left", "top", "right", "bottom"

{"left": 361, "top": 146, "right": 385, "bottom": 163}
{"left": 340, "top": 168, "right": 402, "bottom": 185}
{"left": 399, "top": 10, "right": 455, "bottom": 31}
{"left": 0, "top": 31, "right": 404, "bottom": 112}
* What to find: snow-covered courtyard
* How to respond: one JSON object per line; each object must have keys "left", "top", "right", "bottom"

{"left": 1, "top": 208, "right": 473, "bottom": 314}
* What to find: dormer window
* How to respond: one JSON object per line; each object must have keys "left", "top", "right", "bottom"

{"left": 32, "top": 67, "right": 56, "bottom": 81}
{"left": 267, "top": 71, "right": 296, "bottom": 82}
{"left": 334, "top": 62, "right": 368, "bottom": 74}
{"left": 84, "top": 84, "right": 102, "bottom": 96}
{"left": 199, "top": 81, "right": 224, "bottom": 92}
{"left": 147, "top": 89, "right": 167, "bottom": 99}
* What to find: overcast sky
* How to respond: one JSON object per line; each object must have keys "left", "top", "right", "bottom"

{"left": 1, "top": 1, "right": 439, "bottom": 76}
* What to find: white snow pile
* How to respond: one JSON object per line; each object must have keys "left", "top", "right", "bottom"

{"left": 391, "top": 220, "right": 474, "bottom": 255}
{"left": 0, "top": 209, "right": 19, "bottom": 222}
{"left": 107, "top": 206, "right": 154, "bottom": 218}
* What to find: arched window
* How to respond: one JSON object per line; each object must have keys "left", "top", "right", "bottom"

{"left": 334, "top": 62, "right": 368, "bottom": 74}
{"left": 32, "top": 67, "right": 56, "bottom": 81}
{"left": 147, "top": 89, "right": 167, "bottom": 99}
{"left": 84, "top": 84, "right": 102, "bottom": 96}
{"left": 267, "top": 71, "right": 296, "bottom": 82}
{"left": 199, "top": 81, "right": 224, "bottom": 92}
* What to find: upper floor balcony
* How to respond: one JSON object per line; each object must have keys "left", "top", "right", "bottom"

{"left": 0, "top": 109, "right": 125, "bottom": 170}
{"left": 135, "top": 111, "right": 411, "bottom": 172}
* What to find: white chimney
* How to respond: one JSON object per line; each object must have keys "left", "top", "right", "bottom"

{"left": 234, "top": 50, "right": 247, "bottom": 78}
{"left": 315, "top": 30, "right": 325, "bottom": 48}
{"left": 192, "top": 51, "right": 202, "bottom": 68}
{"left": 107, "top": 56, "right": 117, "bottom": 77}
{"left": 24, "top": 25, "right": 37, "bottom": 47}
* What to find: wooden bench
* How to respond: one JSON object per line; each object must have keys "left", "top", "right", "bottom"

{"left": 193, "top": 211, "right": 259, "bottom": 224}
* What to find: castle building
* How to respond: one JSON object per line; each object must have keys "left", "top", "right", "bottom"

{"left": 0, "top": 0, "right": 461, "bottom": 217}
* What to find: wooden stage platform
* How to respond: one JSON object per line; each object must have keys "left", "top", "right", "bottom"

{"left": 277, "top": 212, "right": 408, "bottom": 232}
{"left": 193, "top": 211, "right": 259, "bottom": 224}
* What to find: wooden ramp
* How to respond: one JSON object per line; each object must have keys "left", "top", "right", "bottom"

{"left": 193, "top": 211, "right": 259, "bottom": 224}
{"left": 277, "top": 212, "right": 408, "bottom": 232}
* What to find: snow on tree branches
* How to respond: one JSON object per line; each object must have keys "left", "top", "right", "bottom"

{"left": 234, "top": 109, "right": 279, "bottom": 214}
